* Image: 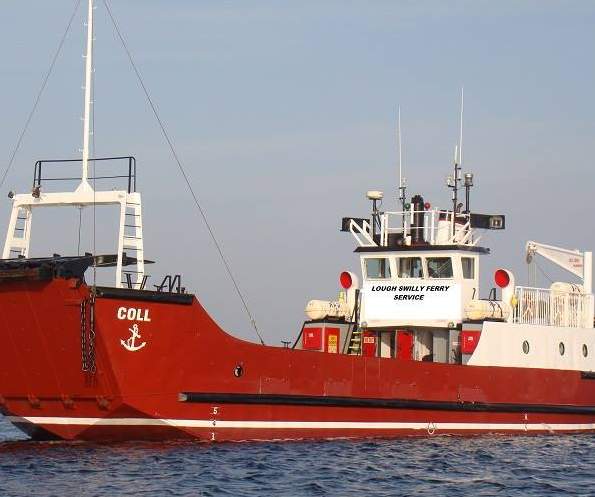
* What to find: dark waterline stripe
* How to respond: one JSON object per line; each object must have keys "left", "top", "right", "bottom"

{"left": 179, "top": 392, "right": 595, "bottom": 415}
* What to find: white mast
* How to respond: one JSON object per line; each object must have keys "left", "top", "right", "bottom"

{"left": 80, "top": 0, "right": 94, "bottom": 189}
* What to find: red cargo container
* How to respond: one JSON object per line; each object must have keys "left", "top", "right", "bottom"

{"left": 303, "top": 326, "right": 341, "bottom": 353}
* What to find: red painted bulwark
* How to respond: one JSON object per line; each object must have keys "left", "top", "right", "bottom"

{"left": 0, "top": 275, "right": 594, "bottom": 442}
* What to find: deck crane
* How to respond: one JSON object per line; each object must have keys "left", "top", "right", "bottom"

{"left": 525, "top": 241, "right": 592, "bottom": 293}
{"left": 526, "top": 241, "right": 594, "bottom": 328}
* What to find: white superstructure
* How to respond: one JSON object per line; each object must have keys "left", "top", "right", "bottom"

{"left": 302, "top": 163, "right": 594, "bottom": 372}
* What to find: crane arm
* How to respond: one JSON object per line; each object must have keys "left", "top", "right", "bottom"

{"left": 525, "top": 240, "right": 592, "bottom": 293}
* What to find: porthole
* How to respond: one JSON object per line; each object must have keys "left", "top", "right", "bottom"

{"left": 583, "top": 344, "right": 588, "bottom": 358}
{"left": 522, "top": 340, "right": 530, "bottom": 354}
{"left": 233, "top": 365, "right": 244, "bottom": 378}
{"left": 559, "top": 342, "right": 565, "bottom": 356}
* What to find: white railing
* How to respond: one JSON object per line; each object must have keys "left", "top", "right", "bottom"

{"left": 513, "top": 286, "right": 588, "bottom": 328}
{"left": 347, "top": 207, "right": 482, "bottom": 249}
{"left": 379, "top": 209, "right": 477, "bottom": 248}
{"left": 349, "top": 218, "right": 376, "bottom": 247}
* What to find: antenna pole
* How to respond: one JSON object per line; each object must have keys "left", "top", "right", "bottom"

{"left": 81, "top": 0, "right": 94, "bottom": 186}
{"left": 452, "top": 145, "right": 460, "bottom": 237}
{"left": 459, "top": 86, "right": 464, "bottom": 166}
{"left": 397, "top": 106, "right": 406, "bottom": 212}
{"left": 398, "top": 106, "right": 402, "bottom": 198}
{"left": 450, "top": 88, "right": 464, "bottom": 237}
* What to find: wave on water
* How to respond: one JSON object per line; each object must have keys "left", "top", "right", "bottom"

{"left": 1, "top": 417, "right": 594, "bottom": 497}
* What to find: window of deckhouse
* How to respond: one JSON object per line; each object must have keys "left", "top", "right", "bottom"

{"left": 365, "top": 258, "right": 391, "bottom": 279}
{"left": 397, "top": 257, "right": 424, "bottom": 278}
{"left": 426, "top": 257, "right": 453, "bottom": 279}
{"left": 461, "top": 257, "right": 475, "bottom": 279}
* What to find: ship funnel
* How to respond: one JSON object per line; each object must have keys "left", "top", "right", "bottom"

{"left": 410, "top": 195, "right": 426, "bottom": 245}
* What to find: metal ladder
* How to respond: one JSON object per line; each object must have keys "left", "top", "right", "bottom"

{"left": 3, "top": 206, "right": 32, "bottom": 258}
{"left": 118, "top": 193, "right": 146, "bottom": 289}
{"left": 346, "top": 328, "right": 363, "bottom": 355}
{"left": 344, "top": 289, "right": 362, "bottom": 355}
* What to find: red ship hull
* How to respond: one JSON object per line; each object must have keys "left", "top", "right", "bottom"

{"left": 1, "top": 266, "right": 594, "bottom": 442}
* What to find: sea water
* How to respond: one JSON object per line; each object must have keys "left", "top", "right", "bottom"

{"left": 0, "top": 417, "right": 593, "bottom": 496}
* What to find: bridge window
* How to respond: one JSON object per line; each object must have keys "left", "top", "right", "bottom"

{"left": 365, "top": 258, "right": 391, "bottom": 279}
{"left": 462, "top": 257, "right": 475, "bottom": 279}
{"left": 397, "top": 257, "right": 424, "bottom": 278}
{"left": 426, "top": 257, "right": 453, "bottom": 279}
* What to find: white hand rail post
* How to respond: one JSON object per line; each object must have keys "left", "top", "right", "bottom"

{"left": 584, "top": 251, "right": 593, "bottom": 327}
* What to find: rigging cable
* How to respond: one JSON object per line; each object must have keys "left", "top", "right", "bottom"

{"left": 102, "top": 0, "right": 265, "bottom": 345}
{"left": 0, "top": 0, "right": 83, "bottom": 190}
{"left": 535, "top": 259, "right": 554, "bottom": 285}
{"left": 528, "top": 259, "right": 537, "bottom": 287}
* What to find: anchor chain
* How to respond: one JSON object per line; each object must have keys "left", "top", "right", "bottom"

{"left": 80, "top": 299, "right": 88, "bottom": 372}
{"left": 80, "top": 293, "right": 96, "bottom": 374}
{"left": 88, "top": 292, "right": 96, "bottom": 373}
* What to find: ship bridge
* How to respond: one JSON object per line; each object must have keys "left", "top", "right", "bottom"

{"left": 342, "top": 192, "right": 500, "bottom": 330}
{"left": 356, "top": 244, "right": 483, "bottom": 329}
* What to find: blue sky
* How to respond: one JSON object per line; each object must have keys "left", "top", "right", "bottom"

{"left": 1, "top": 1, "right": 594, "bottom": 342}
